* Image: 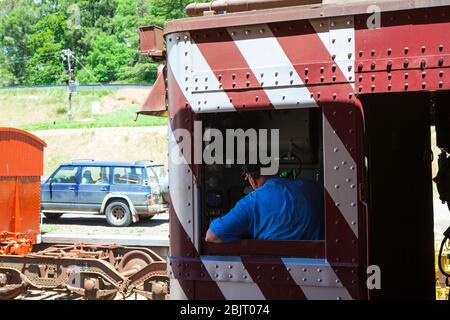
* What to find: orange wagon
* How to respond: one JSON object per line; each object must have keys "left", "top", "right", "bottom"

{"left": 0, "top": 128, "right": 46, "bottom": 255}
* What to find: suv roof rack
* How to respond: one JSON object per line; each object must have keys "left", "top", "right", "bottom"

{"left": 71, "top": 159, "right": 95, "bottom": 163}
{"left": 134, "top": 160, "right": 154, "bottom": 165}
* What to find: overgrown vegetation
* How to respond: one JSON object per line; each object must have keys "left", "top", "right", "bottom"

{"left": 0, "top": 0, "right": 207, "bottom": 86}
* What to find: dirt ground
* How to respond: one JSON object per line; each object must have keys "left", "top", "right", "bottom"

{"left": 33, "top": 126, "right": 168, "bottom": 177}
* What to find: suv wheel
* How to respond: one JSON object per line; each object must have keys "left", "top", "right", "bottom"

{"left": 43, "top": 213, "right": 63, "bottom": 220}
{"left": 105, "top": 200, "right": 132, "bottom": 227}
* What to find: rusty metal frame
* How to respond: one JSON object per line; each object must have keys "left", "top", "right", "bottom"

{"left": 165, "top": 0, "right": 450, "bottom": 34}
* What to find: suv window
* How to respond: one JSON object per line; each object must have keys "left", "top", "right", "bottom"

{"left": 148, "top": 165, "right": 166, "bottom": 185}
{"left": 81, "top": 166, "right": 110, "bottom": 185}
{"left": 52, "top": 166, "right": 78, "bottom": 184}
{"left": 113, "top": 167, "right": 143, "bottom": 185}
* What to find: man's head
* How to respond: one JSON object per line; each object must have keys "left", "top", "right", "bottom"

{"left": 241, "top": 163, "right": 275, "bottom": 190}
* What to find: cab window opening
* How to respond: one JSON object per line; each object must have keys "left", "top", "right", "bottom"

{"left": 199, "top": 108, "right": 325, "bottom": 256}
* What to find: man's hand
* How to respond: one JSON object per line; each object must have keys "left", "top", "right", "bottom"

{"left": 205, "top": 228, "right": 223, "bottom": 243}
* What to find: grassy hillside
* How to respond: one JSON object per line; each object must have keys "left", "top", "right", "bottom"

{"left": 0, "top": 88, "right": 166, "bottom": 129}
{"left": 34, "top": 127, "right": 168, "bottom": 178}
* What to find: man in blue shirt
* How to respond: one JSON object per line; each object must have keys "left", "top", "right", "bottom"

{"left": 205, "top": 164, "right": 324, "bottom": 243}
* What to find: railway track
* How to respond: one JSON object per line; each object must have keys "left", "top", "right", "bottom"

{"left": 15, "top": 289, "right": 149, "bottom": 300}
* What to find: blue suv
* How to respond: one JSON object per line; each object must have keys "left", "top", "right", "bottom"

{"left": 41, "top": 160, "right": 168, "bottom": 227}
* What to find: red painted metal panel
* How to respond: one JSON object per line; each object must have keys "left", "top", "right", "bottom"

{"left": 0, "top": 128, "right": 46, "bottom": 177}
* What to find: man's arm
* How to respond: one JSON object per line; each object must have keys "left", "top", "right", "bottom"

{"left": 205, "top": 193, "right": 254, "bottom": 243}
{"left": 205, "top": 228, "right": 223, "bottom": 243}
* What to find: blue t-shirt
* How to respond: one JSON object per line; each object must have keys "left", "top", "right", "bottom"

{"left": 210, "top": 177, "right": 324, "bottom": 242}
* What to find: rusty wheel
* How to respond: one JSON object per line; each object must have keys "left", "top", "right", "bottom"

{"left": 118, "top": 250, "right": 154, "bottom": 276}
{"left": 0, "top": 287, "right": 22, "bottom": 300}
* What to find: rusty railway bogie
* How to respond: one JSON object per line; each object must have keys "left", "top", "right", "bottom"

{"left": 0, "top": 244, "right": 169, "bottom": 300}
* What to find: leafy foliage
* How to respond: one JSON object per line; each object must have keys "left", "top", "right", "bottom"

{"left": 0, "top": 0, "right": 207, "bottom": 86}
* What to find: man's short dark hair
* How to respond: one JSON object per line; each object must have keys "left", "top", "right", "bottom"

{"left": 241, "top": 163, "right": 268, "bottom": 179}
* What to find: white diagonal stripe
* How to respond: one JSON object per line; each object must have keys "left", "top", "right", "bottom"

{"left": 310, "top": 16, "right": 355, "bottom": 88}
{"left": 323, "top": 117, "right": 358, "bottom": 237}
{"left": 168, "top": 126, "right": 196, "bottom": 249}
{"left": 201, "top": 256, "right": 265, "bottom": 300}
{"left": 282, "top": 258, "right": 353, "bottom": 300}
{"left": 227, "top": 24, "right": 317, "bottom": 110}
{"left": 167, "top": 32, "right": 235, "bottom": 113}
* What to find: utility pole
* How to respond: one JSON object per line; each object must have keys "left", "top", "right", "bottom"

{"left": 61, "top": 49, "right": 75, "bottom": 120}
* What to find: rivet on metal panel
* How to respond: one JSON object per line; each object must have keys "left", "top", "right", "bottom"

{"left": 317, "top": 92, "right": 321, "bottom": 98}
{"left": 335, "top": 202, "right": 340, "bottom": 207}
{"left": 388, "top": 84, "right": 392, "bottom": 90}
{"left": 319, "top": 23, "right": 324, "bottom": 27}
{"left": 333, "top": 148, "right": 339, "bottom": 153}
{"left": 351, "top": 202, "right": 356, "bottom": 207}
{"left": 439, "top": 45, "right": 444, "bottom": 52}
{"left": 420, "top": 60, "right": 427, "bottom": 70}
{"left": 332, "top": 54, "right": 336, "bottom": 60}
{"left": 320, "top": 76, "right": 324, "bottom": 82}
{"left": 259, "top": 28, "right": 265, "bottom": 34}
{"left": 371, "top": 74, "right": 375, "bottom": 81}
{"left": 348, "top": 37, "right": 351, "bottom": 43}
{"left": 275, "top": 81, "right": 279, "bottom": 85}
{"left": 439, "top": 71, "right": 444, "bottom": 77}
{"left": 358, "top": 50, "right": 363, "bottom": 57}
{"left": 333, "top": 166, "right": 339, "bottom": 170}
{"left": 350, "top": 184, "right": 355, "bottom": 189}
{"left": 229, "top": 274, "right": 233, "bottom": 279}
{"left": 335, "top": 220, "right": 339, "bottom": 225}
{"left": 187, "top": 219, "right": 191, "bottom": 223}
{"left": 231, "top": 31, "right": 236, "bottom": 36}
{"left": 404, "top": 60, "right": 409, "bottom": 68}
{"left": 371, "top": 85, "right": 375, "bottom": 91}
{"left": 421, "top": 71, "right": 426, "bottom": 78}
{"left": 317, "top": 278, "right": 322, "bottom": 282}
{"left": 439, "top": 58, "right": 444, "bottom": 67}
{"left": 351, "top": 221, "right": 356, "bottom": 225}
{"left": 371, "top": 50, "right": 375, "bottom": 56}
{"left": 257, "top": 266, "right": 261, "bottom": 270}
{"left": 404, "top": 47, "right": 409, "bottom": 54}
{"left": 422, "top": 82, "right": 426, "bottom": 89}
{"left": 302, "top": 268, "right": 307, "bottom": 272}
{"left": 214, "top": 274, "right": 219, "bottom": 278}
{"left": 332, "top": 38, "right": 336, "bottom": 44}
{"left": 387, "top": 48, "right": 392, "bottom": 55}
{"left": 439, "top": 81, "right": 443, "bottom": 88}
{"left": 336, "top": 296, "right": 342, "bottom": 300}
{"left": 317, "top": 268, "right": 322, "bottom": 272}
{"left": 347, "top": 53, "right": 352, "bottom": 59}
{"left": 302, "top": 278, "right": 307, "bottom": 282}
{"left": 287, "top": 267, "right": 291, "bottom": 271}
{"left": 370, "top": 63, "right": 375, "bottom": 70}
{"left": 350, "top": 166, "right": 355, "bottom": 170}
{"left": 404, "top": 83, "right": 409, "bottom": 90}
{"left": 334, "top": 184, "right": 339, "bottom": 189}
{"left": 336, "top": 239, "right": 340, "bottom": 243}
{"left": 243, "top": 275, "right": 248, "bottom": 279}
{"left": 333, "top": 93, "right": 337, "bottom": 99}
{"left": 255, "top": 96, "right": 259, "bottom": 101}
{"left": 331, "top": 21, "right": 336, "bottom": 27}
{"left": 245, "top": 30, "right": 250, "bottom": 35}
